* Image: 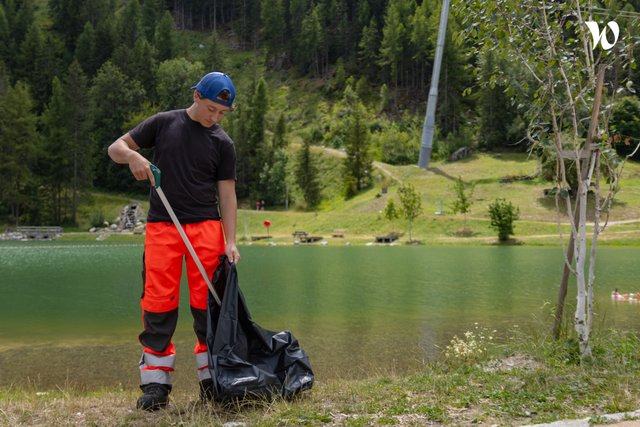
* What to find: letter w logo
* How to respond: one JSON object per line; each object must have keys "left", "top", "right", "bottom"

{"left": 585, "top": 21, "right": 619, "bottom": 50}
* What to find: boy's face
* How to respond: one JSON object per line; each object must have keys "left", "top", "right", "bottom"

{"left": 193, "top": 91, "right": 232, "bottom": 127}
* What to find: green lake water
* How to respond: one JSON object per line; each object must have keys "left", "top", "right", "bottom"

{"left": 1, "top": 242, "right": 639, "bottom": 390}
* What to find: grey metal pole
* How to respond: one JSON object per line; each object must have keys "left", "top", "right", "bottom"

{"left": 418, "top": 0, "right": 451, "bottom": 169}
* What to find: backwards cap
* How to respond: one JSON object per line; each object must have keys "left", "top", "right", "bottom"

{"left": 191, "top": 72, "right": 236, "bottom": 108}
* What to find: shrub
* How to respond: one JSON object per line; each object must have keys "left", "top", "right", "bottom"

{"left": 90, "top": 210, "right": 105, "bottom": 228}
{"left": 488, "top": 198, "right": 520, "bottom": 241}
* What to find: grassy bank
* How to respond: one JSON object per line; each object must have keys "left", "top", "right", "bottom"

{"left": 2, "top": 329, "right": 640, "bottom": 426}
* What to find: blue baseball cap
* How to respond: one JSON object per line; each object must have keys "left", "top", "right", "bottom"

{"left": 191, "top": 72, "right": 236, "bottom": 109}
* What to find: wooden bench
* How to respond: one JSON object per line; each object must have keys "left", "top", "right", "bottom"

{"left": 375, "top": 232, "right": 402, "bottom": 243}
{"left": 16, "top": 226, "right": 63, "bottom": 240}
{"left": 300, "top": 235, "right": 323, "bottom": 243}
{"left": 292, "top": 230, "right": 309, "bottom": 238}
{"left": 332, "top": 229, "right": 346, "bottom": 238}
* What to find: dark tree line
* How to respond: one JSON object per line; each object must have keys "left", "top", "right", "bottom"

{"left": 6, "top": 0, "right": 635, "bottom": 225}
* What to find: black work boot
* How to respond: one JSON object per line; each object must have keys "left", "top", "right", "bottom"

{"left": 199, "top": 379, "right": 215, "bottom": 402}
{"left": 136, "top": 383, "right": 171, "bottom": 411}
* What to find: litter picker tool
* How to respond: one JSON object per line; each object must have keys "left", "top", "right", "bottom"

{"left": 150, "top": 164, "right": 221, "bottom": 306}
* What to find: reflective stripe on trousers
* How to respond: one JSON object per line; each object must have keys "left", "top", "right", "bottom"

{"left": 140, "top": 343, "right": 211, "bottom": 385}
{"left": 195, "top": 342, "right": 211, "bottom": 381}
{"left": 139, "top": 349, "right": 176, "bottom": 385}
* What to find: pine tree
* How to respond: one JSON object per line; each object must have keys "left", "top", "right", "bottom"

{"left": 258, "top": 148, "right": 288, "bottom": 207}
{"left": 90, "top": 61, "right": 145, "bottom": 191}
{"left": 246, "top": 78, "right": 269, "bottom": 197}
{"left": 49, "top": 0, "right": 88, "bottom": 49}
{"left": 75, "top": 22, "right": 98, "bottom": 76}
{"left": 63, "top": 61, "right": 94, "bottom": 223}
{"left": 379, "top": 1, "right": 405, "bottom": 87}
{"left": 94, "top": 19, "right": 115, "bottom": 67}
{"left": 131, "top": 37, "right": 156, "bottom": 99}
{"left": 41, "top": 76, "right": 69, "bottom": 224}
{"left": 0, "top": 81, "right": 39, "bottom": 224}
{"left": 12, "top": 0, "right": 35, "bottom": 47}
{"left": 288, "top": 0, "right": 309, "bottom": 61}
{"left": 142, "top": 0, "right": 163, "bottom": 41}
{"left": 207, "top": 32, "right": 227, "bottom": 71}
{"left": 17, "top": 23, "right": 63, "bottom": 112}
{"left": 0, "top": 61, "right": 8, "bottom": 96}
{"left": 378, "top": 83, "right": 390, "bottom": 113}
{"left": 295, "top": 140, "right": 321, "bottom": 209}
{"left": 410, "top": 0, "right": 435, "bottom": 90}
{"left": 299, "top": 6, "right": 325, "bottom": 76}
{"left": 477, "top": 49, "right": 514, "bottom": 150}
{"left": 116, "top": 0, "right": 143, "bottom": 47}
{"left": 343, "top": 102, "right": 372, "bottom": 198}
{"left": 261, "top": 0, "right": 287, "bottom": 64}
{"left": 155, "top": 11, "right": 176, "bottom": 62}
{"left": 0, "top": 5, "right": 10, "bottom": 67}
{"left": 228, "top": 105, "right": 251, "bottom": 198}
{"left": 358, "top": 17, "right": 380, "bottom": 80}
{"left": 272, "top": 112, "right": 288, "bottom": 150}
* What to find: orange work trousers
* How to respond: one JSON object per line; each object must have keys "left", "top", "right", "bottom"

{"left": 138, "top": 220, "right": 225, "bottom": 385}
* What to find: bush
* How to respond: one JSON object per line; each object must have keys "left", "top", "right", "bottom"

{"left": 374, "top": 125, "right": 419, "bottom": 165}
{"left": 90, "top": 210, "right": 106, "bottom": 228}
{"left": 610, "top": 96, "right": 640, "bottom": 160}
{"left": 488, "top": 198, "right": 520, "bottom": 241}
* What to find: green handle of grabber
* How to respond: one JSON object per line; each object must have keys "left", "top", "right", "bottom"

{"left": 150, "top": 164, "right": 161, "bottom": 188}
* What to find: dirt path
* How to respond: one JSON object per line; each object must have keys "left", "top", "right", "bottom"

{"left": 319, "top": 146, "right": 403, "bottom": 184}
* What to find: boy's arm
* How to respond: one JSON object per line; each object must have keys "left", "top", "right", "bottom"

{"left": 107, "top": 133, "right": 155, "bottom": 186}
{"left": 217, "top": 179, "right": 240, "bottom": 264}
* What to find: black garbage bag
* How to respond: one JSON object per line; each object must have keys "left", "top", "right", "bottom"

{"left": 206, "top": 258, "right": 314, "bottom": 402}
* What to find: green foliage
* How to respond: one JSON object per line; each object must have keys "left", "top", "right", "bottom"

{"left": 142, "top": 0, "right": 163, "bottom": 42}
{"left": 155, "top": 11, "right": 176, "bottom": 63}
{"left": 477, "top": 49, "right": 521, "bottom": 150}
{"left": 0, "top": 80, "right": 39, "bottom": 224}
{"left": 116, "top": 0, "right": 143, "bottom": 48}
{"left": 450, "top": 176, "right": 474, "bottom": 229}
{"left": 343, "top": 103, "right": 373, "bottom": 198}
{"left": 295, "top": 140, "right": 321, "bottom": 209}
{"left": 75, "top": 22, "right": 98, "bottom": 76}
{"left": 206, "top": 31, "right": 227, "bottom": 71}
{"left": 89, "top": 210, "right": 105, "bottom": 228}
{"left": 260, "top": 0, "right": 287, "bottom": 63}
{"left": 610, "top": 96, "right": 640, "bottom": 160}
{"left": 488, "top": 198, "right": 520, "bottom": 242}
{"left": 0, "top": 6, "right": 9, "bottom": 65}
{"left": 358, "top": 17, "right": 380, "bottom": 80}
{"left": 379, "top": 0, "right": 408, "bottom": 87}
{"left": 378, "top": 83, "right": 390, "bottom": 113}
{"left": 156, "top": 58, "right": 204, "bottom": 110}
{"left": 383, "top": 198, "right": 400, "bottom": 222}
{"left": 272, "top": 111, "right": 288, "bottom": 150}
{"left": 0, "top": 0, "right": 556, "bottom": 225}
{"left": 331, "top": 58, "right": 347, "bottom": 92}
{"left": 90, "top": 61, "right": 145, "bottom": 191}
{"left": 258, "top": 148, "right": 288, "bottom": 207}
{"left": 397, "top": 183, "right": 423, "bottom": 241}
{"left": 242, "top": 77, "right": 270, "bottom": 200}
{"left": 17, "top": 22, "right": 64, "bottom": 110}
{"left": 373, "top": 123, "right": 419, "bottom": 165}
{"left": 298, "top": 5, "right": 325, "bottom": 77}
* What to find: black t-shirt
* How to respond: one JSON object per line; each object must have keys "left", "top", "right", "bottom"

{"left": 130, "top": 109, "right": 236, "bottom": 223}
